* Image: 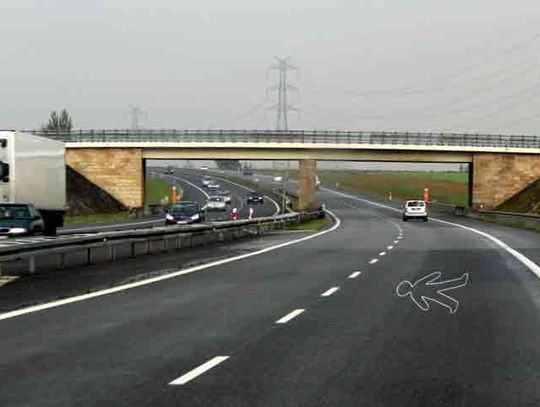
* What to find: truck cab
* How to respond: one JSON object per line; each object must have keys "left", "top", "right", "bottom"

{"left": 0, "top": 203, "right": 44, "bottom": 236}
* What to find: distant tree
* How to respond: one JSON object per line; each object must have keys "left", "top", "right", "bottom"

{"left": 42, "top": 109, "right": 73, "bottom": 131}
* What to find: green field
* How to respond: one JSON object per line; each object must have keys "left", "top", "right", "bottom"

{"left": 145, "top": 175, "right": 189, "bottom": 205}
{"left": 264, "top": 169, "right": 469, "bottom": 206}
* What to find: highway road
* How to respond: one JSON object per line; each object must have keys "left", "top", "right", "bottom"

{"left": 164, "top": 169, "right": 280, "bottom": 221}
{"left": 2, "top": 183, "right": 540, "bottom": 405}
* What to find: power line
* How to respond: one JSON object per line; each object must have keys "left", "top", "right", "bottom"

{"left": 267, "top": 57, "right": 298, "bottom": 130}
{"left": 124, "top": 105, "right": 147, "bottom": 130}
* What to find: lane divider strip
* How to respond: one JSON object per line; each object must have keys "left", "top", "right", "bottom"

{"left": 275, "top": 309, "right": 305, "bottom": 324}
{"left": 169, "top": 356, "right": 229, "bottom": 386}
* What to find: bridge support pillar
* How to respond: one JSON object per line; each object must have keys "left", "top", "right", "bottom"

{"left": 66, "top": 148, "right": 144, "bottom": 209}
{"left": 472, "top": 153, "right": 540, "bottom": 210}
{"left": 298, "top": 159, "right": 317, "bottom": 211}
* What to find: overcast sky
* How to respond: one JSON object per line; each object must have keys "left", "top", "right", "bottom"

{"left": 1, "top": 0, "right": 540, "bottom": 134}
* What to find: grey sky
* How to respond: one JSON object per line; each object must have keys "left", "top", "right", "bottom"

{"left": 1, "top": 0, "right": 539, "bottom": 134}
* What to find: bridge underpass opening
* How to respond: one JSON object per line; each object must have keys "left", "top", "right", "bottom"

{"left": 141, "top": 158, "right": 472, "bottom": 212}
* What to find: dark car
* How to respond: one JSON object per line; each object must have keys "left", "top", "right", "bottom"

{"left": 165, "top": 201, "right": 204, "bottom": 225}
{"left": 0, "top": 203, "right": 44, "bottom": 236}
{"left": 246, "top": 192, "right": 264, "bottom": 204}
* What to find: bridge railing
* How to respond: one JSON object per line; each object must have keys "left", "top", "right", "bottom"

{"left": 19, "top": 129, "right": 540, "bottom": 149}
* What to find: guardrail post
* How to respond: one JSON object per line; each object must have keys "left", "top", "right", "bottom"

{"left": 108, "top": 245, "right": 116, "bottom": 262}
{"left": 0, "top": 263, "right": 3, "bottom": 276}
{"left": 29, "top": 256, "right": 36, "bottom": 274}
{"left": 145, "top": 241, "right": 151, "bottom": 255}
{"left": 175, "top": 235, "right": 181, "bottom": 250}
{"left": 130, "top": 242, "right": 136, "bottom": 258}
{"left": 86, "top": 248, "right": 93, "bottom": 265}
{"left": 163, "top": 236, "right": 168, "bottom": 252}
{"left": 57, "top": 253, "right": 66, "bottom": 269}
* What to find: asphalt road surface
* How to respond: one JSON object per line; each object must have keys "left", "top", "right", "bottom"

{"left": 166, "top": 169, "right": 280, "bottom": 221}
{"left": 2, "top": 185, "right": 540, "bottom": 406}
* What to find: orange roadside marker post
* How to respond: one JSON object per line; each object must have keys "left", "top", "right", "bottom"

{"left": 423, "top": 187, "right": 430, "bottom": 202}
{"left": 172, "top": 186, "right": 177, "bottom": 203}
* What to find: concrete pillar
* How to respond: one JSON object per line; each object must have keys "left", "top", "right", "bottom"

{"left": 472, "top": 153, "right": 540, "bottom": 210}
{"left": 66, "top": 148, "right": 144, "bottom": 209}
{"left": 298, "top": 159, "right": 317, "bottom": 211}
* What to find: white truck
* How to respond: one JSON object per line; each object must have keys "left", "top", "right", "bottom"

{"left": 0, "top": 131, "right": 66, "bottom": 236}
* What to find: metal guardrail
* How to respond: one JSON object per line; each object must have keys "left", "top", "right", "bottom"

{"left": 20, "top": 129, "right": 540, "bottom": 150}
{"left": 0, "top": 211, "right": 325, "bottom": 275}
{"left": 426, "top": 201, "right": 540, "bottom": 230}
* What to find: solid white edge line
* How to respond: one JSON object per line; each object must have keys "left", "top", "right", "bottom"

{"left": 321, "top": 287, "right": 340, "bottom": 297}
{"left": 0, "top": 210, "right": 341, "bottom": 322}
{"left": 348, "top": 271, "right": 362, "bottom": 279}
{"left": 169, "top": 356, "right": 230, "bottom": 386}
{"left": 275, "top": 308, "right": 305, "bottom": 324}
{"left": 369, "top": 258, "right": 378, "bottom": 264}
{"left": 322, "top": 187, "right": 540, "bottom": 279}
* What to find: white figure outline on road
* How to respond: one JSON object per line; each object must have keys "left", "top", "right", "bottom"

{"left": 396, "top": 272, "right": 469, "bottom": 314}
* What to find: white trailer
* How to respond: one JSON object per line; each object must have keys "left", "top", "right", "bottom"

{"left": 0, "top": 131, "right": 66, "bottom": 235}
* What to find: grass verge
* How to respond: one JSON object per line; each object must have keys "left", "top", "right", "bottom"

{"left": 64, "top": 212, "right": 132, "bottom": 226}
{"left": 284, "top": 217, "right": 330, "bottom": 231}
{"left": 262, "top": 169, "right": 469, "bottom": 206}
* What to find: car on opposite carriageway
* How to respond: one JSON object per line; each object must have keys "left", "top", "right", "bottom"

{"left": 165, "top": 201, "right": 204, "bottom": 225}
{"left": 216, "top": 190, "right": 232, "bottom": 204}
{"left": 0, "top": 203, "right": 45, "bottom": 236}
{"left": 247, "top": 191, "right": 264, "bottom": 204}
{"left": 205, "top": 196, "right": 227, "bottom": 211}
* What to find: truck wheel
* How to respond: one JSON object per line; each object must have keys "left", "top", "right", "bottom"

{"left": 44, "top": 223, "right": 57, "bottom": 236}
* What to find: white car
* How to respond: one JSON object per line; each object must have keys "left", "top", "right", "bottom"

{"left": 205, "top": 196, "right": 227, "bottom": 211}
{"left": 217, "top": 190, "right": 232, "bottom": 204}
{"left": 201, "top": 176, "right": 213, "bottom": 186}
{"left": 403, "top": 200, "right": 428, "bottom": 222}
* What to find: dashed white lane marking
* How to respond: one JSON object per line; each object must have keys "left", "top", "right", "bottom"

{"left": 0, "top": 211, "right": 341, "bottom": 322}
{"left": 393, "top": 240, "right": 399, "bottom": 244}
{"left": 369, "top": 258, "right": 379, "bottom": 264}
{"left": 397, "top": 236, "right": 402, "bottom": 240}
{"left": 348, "top": 271, "right": 362, "bottom": 279}
{"left": 379, "top": 251, "right": 386, "bottom": 256}
{"left": 276, "top": 309, "right": 305, "bottom": 324}
{"left": 321, "top": 287, "right": 340, "bottom": 297}
{"left": 387, "top": 245, "right": 394, "bottom": 250}
{"left": 324, "top": 186, "right": 540, "bottom": 282}
{"left": 169, "top": 356, "right": 230, "bottom": 386}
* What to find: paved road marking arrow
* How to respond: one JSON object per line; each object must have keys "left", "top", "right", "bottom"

{"left": 396, "top": 271, "right": 469, "bottom": 314}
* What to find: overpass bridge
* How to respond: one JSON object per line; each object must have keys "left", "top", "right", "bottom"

{"left": 26, "top": 129, "right": 540, "bottom": 211}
